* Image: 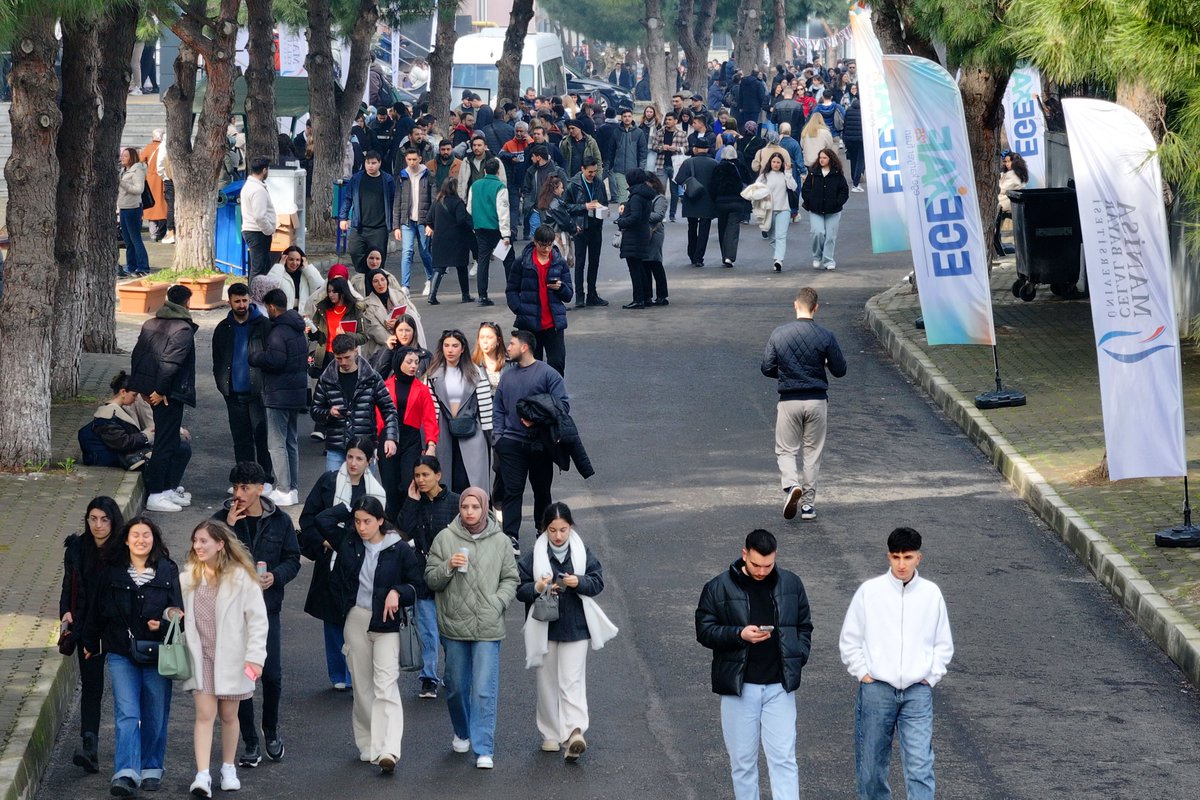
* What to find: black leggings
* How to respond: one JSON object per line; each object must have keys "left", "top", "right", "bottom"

{"left": 77, "top": 646, "right": 105, "bottom": 738}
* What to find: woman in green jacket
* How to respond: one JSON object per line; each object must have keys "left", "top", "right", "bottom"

{"left": 424, "top": 487, "right": 517, "bottom": 770}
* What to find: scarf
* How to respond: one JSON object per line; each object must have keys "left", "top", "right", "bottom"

{"left": 522, "top": 529, "right": 619, "bottom": 669}
{"left": 333, "top": 462, "right": 386, "bottom": 509}
{"left": 460, "top": 487, "right": 490, "bottom": 535}
{"left": 366, "top": 268, "right": 391, "bottom": 307}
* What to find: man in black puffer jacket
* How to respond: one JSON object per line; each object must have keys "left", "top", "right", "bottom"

{"left": 250, "top": 289, "right": 310, "bottom": 506}
{"left": 696, "top": 528, "right": 812, "bottom": 800}
{"left": 506, "top": 227, "right": 574, "bottom": 376}
{"left": 311, "top": 334, "right": 400, "bottom": 471}
{"left": 760, "top": 286, "right": 847, "bottom": 522}
{"left": 128, "top": 283, "right": 197, "bottom": 512}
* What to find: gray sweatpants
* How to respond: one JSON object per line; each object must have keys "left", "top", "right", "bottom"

{"left": 775, "top": 399, "right": 828, "bottom": 504}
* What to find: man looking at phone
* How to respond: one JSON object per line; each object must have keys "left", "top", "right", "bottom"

{"left": 505, "top": 227, "right": 574, "bottom": 376}
{"left": 310, "top": 334, "right": 400, "bottom": 472}
{"left": 695, "top": 529, "right": 812, "bottom": 800}
{"left": 212, "top": 461, "right": 302, "bottom": 768}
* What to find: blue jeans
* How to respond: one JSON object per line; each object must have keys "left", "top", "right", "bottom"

{"left": 324, "top": 620, "right": 352, "bottom": 686}
{"left": 855, "top": 681, "right": 935, "bottom": 800}
{"left": 771, "top": 210, "right": 791, "bottom": 263}
{"left": 326, "top": 449, "right": 346, "bottom": 473}
{"left": 442, "top": 639, "right": 501, "bottom": 756}
{"left": 416, "top": 596, "right": 440, "bottom": 683}
{"left": 400, "top": 221, "right": 433, "bottom": 288}
{"left": 810, "top": 211, "right": 842, "bottom": 268}
{"left": 720, "top": 683, "right": 799, "bottom": 800}
{"left": 107, "top": 652, "right": 172, "bottom": 784}
{"left": 119, "top": 207, "right": 149, "bottom": 274}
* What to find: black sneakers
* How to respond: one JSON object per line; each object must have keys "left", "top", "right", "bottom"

{"left": 265, "top": 734, "right": 285, "bottom": 761}
{"left": 419, "top": 679, "right": 438, "bottom": 699}
{"left": 239, "top": 743, "right": 263, "bottom": 768}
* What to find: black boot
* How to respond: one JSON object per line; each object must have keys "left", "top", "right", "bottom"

{"left": 427, "top": 271, "right": 444, "bottom": 305}
{"left": 73, "top": 732, "right": 99, "bottom": 773}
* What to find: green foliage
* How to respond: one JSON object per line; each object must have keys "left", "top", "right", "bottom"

{"left": 907, "top": 0, "right": 1016, "bottom": 71}
{"left": 536, "top": 0, "right": 652, "bottom": 48}
{"left": 0, "top": 0, "right": 109, "bottom": 46}
{"left": 715, "top": 0, "right": 847, "bottom": 40}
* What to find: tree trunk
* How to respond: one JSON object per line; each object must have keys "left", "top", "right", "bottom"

{"left": 307, "top": 0, "right": 378, "bottom": 242}
{"left": 165, "top": 0, "right": 243, "bottom": 270}
{"left": 497, "top": 0, "right": 536, "bottom": 106}
{"left": 676, "top": 0, "right": 717, "bottom": 93}
{"left": 769, "top": 0, "right": 788, "bottom": 68}
{"left": 0, "top": 15, "right": 62, "bottom": 467}
{"left": 644, "top": 0, "right": 671, "bottom": 114}
{"left": 734, "top": 0, "right": 764, "bottom": 74}
{"left": 1116, "top": 81, "right": 1166, "bottom": 144}
{"left": 872, "top": 0, "right": 939, "bottom": 62}
{"left": 427, "top": 0, "right": 460, "bottom": 138}
{"left": 959, "top": 66, "right": 1005, "bottom": 266}
{"left": 244, "top": 0, "right": 278, "bottom": 163}
{"left": 52, "top": 10, "right": 134, "bottom": 397}
{"left": 84, "top": 5, "right": 138, "bottom": 355}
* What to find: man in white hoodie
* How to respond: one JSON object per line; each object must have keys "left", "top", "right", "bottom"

{"left": 839, "top": 527, "right": 953, "bottom": 800}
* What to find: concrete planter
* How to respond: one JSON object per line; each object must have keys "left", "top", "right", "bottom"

{"left": 116, "top": 280, "right": 168, "bottom": 315}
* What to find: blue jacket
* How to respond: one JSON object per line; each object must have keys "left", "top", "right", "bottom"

{"left": 506, "top": 241, "right": 574, "bottom": 333}
{"left": 339, "top": 170, "right": 396, "bottom": 232}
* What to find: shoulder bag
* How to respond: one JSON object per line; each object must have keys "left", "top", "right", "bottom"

{"left": 397, "top": 594, "right": 421, "bottom": 672}
{"left": 431, "top": 378, "right": 480, "bottom": 439}
{"left": 157, "top": 614, "right": 192, "bottom": 681}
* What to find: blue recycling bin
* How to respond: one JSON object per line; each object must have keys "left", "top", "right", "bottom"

{"left": 215, "top": 180, "right": 248, "bottom": 275}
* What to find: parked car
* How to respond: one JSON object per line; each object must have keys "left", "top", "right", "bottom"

{"left": 565, "top": 65, "right": 634, "bottom": 112}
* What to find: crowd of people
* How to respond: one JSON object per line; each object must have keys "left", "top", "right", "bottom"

{"left": 65, "top": 51, "right": 966, "bottom": 800}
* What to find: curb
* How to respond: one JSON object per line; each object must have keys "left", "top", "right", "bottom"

{"left": 0, "top": 472, "right": 144, "bottom": 800}
{"left": 864, "top": 285, "right": 1200, "bottom": 687}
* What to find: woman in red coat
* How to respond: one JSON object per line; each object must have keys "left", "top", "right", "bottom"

{"left": 377, "top": 347, "right": 438, "bottom": 521}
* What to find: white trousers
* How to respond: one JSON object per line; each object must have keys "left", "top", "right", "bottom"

{"left": 343, "top": 606, "right": 404, "bottom": 761}
{"left": 535, "top": 640, "right": 590, "bottom": 743}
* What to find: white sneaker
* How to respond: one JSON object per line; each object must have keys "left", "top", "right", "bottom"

{"left": 266, "top": 489, "right": 294, "bottom": 507}
{"left": 173, "top": 486, "right": 192, "bottom": 504}
{"left": 825, "top": 263, "right": 837, "bottom": 271}
{"left": 812, "top": 259, "right": 822, "bottom": 270}
{"left": 451, "top": 736, "right": 471, "bottom": 753}
{"left": 468, "top": 263, "right": 478, "bottom": 278}
{"left": 146, "top": 492, "right": 182, "bottom": 513}
{"left": 129, "top": 88, "right": 143, "bottom": 96}
{"left": 421, "top": 283, "right": 431, "bottom": 297}
{"left": 220, "top": 763, "right": 240, "bottom": 791}
{"left": 161, "top": 234, "right": 175, "bottom": 244}
{"left": 166, "top": 489, "right": 191, "bottom": 507}
{"left": 851, "top": 185, "right": 865, "bottom": 193}
{"left": 284, "top": 489, "right": 300, "bottom": 506}
{"left": 475, "top": 755, "right": 493, "bottom": 769}
{"left": 189, "top": 771, "right": 212, "bottom": 798}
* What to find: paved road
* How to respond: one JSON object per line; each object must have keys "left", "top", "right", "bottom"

{"left": 37, "top": 197, "right": 1200, "bottom": 799}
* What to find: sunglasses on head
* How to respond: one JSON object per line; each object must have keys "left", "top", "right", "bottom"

{"left": 441, "top": 329, "right": 465, "bottom": 338}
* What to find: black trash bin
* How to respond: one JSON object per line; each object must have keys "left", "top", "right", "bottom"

{"left": 1007, "top": 187, "right": 1083, "bottom": 301}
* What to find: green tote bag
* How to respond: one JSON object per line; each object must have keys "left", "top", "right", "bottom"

{"left": 158, "top": 615, "right": 193, "bottom": 681}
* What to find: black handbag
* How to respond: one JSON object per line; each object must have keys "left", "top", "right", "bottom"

{"left": 432, "top": 378, "right": 479, "bottom": 439}
{"left": 397, "top": 591, "right": 421, "bottom": 672}
{"left": 141, "top": 184, "right": 155, "bottom": 210}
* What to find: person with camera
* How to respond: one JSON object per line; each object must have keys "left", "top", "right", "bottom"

{"left": 695, "top": 528, "right": 813, "bottom": 800}
{"left": 516, "top": 502, "right": 617, "bottom": 762}
{"left": 81, "top": 517, "right": 183, "bottom": 797}
{"left": 60, "top": 497, "right": 125, "bottom": 775}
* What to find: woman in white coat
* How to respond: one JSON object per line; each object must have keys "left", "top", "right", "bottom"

{"left": 181, "top": 520, "right": 268, "bottom": 798}
{"left": 266, "top": 246, "right": 324, "bottom": 314}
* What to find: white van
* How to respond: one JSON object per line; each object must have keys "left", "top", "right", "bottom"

{"left": 452, "top": 30, "right": 566, "bottom": 103}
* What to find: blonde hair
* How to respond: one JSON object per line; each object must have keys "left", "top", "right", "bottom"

{"left": 186, "top": 520, "right": 259, "bottom": 588}
{"left": 779, "top": 122, "right": 792, "bottom": 136}
{"left": 802, "top": 113, "right": 828, "bottom": 139}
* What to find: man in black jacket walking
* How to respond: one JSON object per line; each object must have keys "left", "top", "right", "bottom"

{"left": 695, "top": 528, "right": 812, "bottom": 800}
{"left": 761, "top": 287, "right": 847, "bottom": 521}
{"left": 250, "top": 289, "right": 309, "bottom": 507}
{"left": 213, "top": 461, "right": 302, "bottom": 767}
{"left": 310, "top": 334, "right": 399, "bottom": 472}
{"left": 128, "top": 284, "right": 197, "bottom": 513}
{"left": 213, "top": 282, "right": 273, "bottom": 492}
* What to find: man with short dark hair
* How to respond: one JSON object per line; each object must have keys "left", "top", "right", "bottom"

{"left": 458, "top": 134, "right": 506, "bottom": 197}
{"left": 760, "top": 287, "right": 847, "bottom": 521}
{"left": 392, "top": 148, "right": 434, "bottom": 293}
{"left": 241, "top": 157, "right": 277, "bottom": 277}
{"left": 250, "top": 288, "right": 309, "bottom": 507}
{"left": 466, "top": 157, "right": 513, "bottom": 307}
{"left": 427, "top": 139, "right": 461, "bottom": 191}
{"left": 563, "top": 156, "right": 609, "bottom": 308}
{"left": 839, "top": 528, "right": 953, "bottom": 800}
{"left": 608, "top": 107, "right": 648, "bottom": 204}
{"left": 213, "top": 461, "right": 302, "bottom": 767}
{"left": 213, "top": 282, "right": 274, "bottom": 493}
{"left": 310, "top": 334, "right": 399, "bottom": 472}
{"left": 339, "top": 150, "right": 397, "bottom": 274}
{"left": 128, "top": 283, "right": 197, "bottom": 512}
{"left": 696, "top": 528, "right": 812, "bottom": 800}
{"left": 559, "top": 119, "right": 602, "bottom": 178}
{"left": 506, "top": 226, "right": 573, "bottom": 375}
{"left": 493, "top": 329, "right": 571, "bottom": 554}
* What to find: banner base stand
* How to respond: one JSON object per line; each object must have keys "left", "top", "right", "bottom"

{"left": 975, "top": 389, "right": 1027, "bottom": 409}
{"left": 1154, "top": 525, "right": 1200, "bottom": 548}
{"left": 914, "top": 316, "right": 925, "bottom": 330}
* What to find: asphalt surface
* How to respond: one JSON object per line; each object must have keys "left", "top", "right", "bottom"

{"left": 37, "top": 196, "right": 1200, "bottom": 799}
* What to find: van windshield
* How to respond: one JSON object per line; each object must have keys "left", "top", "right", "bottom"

{"left": 452, "top": 64, "right": 535, "bottom": 97}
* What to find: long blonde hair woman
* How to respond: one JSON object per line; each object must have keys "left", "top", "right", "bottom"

{"left": 800, "top": 113, "right": 835, "bottom": 169}
{"left": 181, "top": 521, "right": 268, "bottom": 798}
